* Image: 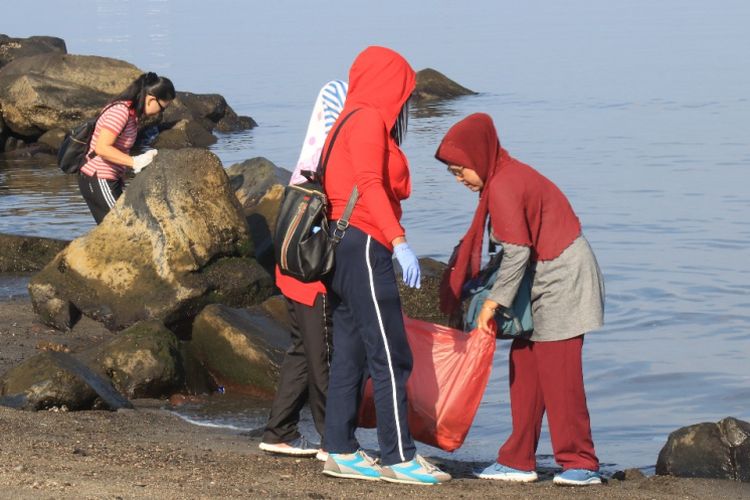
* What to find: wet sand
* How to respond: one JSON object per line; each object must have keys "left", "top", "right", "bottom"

{"left": 1, "top": 297, "right": 749, "bottom": 499}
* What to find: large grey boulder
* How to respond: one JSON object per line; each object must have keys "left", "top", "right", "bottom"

{"left": 161, "top": 91, "right": 257, "bottom": 133}
{"left": 189, "top": 304, "right": 289, "bottom": 397}
{"left": 0, "top": 34, "right": 66, "bottom": 69}
{"left": 413, "top": 68, "right": 477, "bottom": 103}
{"left": 0, "top": 53, "right": 141, "bottom": 137}
{"left": 0, "top": 233, "right": 68, "bottom": 272}
{"left": 0, "top": 321, "right": 180, "bottom": 410}
{"left": 227, "top": 157, "right": 291, "bottom": 270}
{"left": 0, "top": 351, "right": 132, "bottom": 411}
{"left": 152, "top": 119, "right": 217, "bottom": 149}
{"left": 657, "top": 417, "right": 750, "bottom": 482}
{"left": 28, "top": 148, "right": 274, "bottom": 334}
{"left": 227, "top": 157, "right": 291, "bottom": 209}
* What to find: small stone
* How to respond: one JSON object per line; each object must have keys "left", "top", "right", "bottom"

{"left": 13, "top": 464, "right": 26, "bottom": 473}
{"left": 612, "top": 468, "right": 646, "bottom": 481}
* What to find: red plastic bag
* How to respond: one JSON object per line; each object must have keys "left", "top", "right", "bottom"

{"left": 358, "top": 316, "right": 496, "bottom": 451}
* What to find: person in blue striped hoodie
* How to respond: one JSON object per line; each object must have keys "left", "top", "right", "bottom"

{"left": 260, "top": 80, "right": 348, "bottom": 461}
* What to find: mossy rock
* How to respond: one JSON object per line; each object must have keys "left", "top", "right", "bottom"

{"left": 189, "top": 304, "right": 289, "bottom": 397}
{"left": 81, "top": 320, "right": 181, "bottom": 399}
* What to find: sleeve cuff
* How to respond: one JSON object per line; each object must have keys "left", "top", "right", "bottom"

{"left": 383, "top": 225, "right": 405, "bottom": 245}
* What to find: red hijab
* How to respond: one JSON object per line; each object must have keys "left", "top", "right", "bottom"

{"left": 435, "top": 113, "right": 581, "bottom": 314}
{"left": 435, "top": 114, "right": 505, "bottom": 314}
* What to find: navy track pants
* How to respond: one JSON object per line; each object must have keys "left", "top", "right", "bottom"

{"left": 323, "top": 226, "right": 416, "bottom": 466}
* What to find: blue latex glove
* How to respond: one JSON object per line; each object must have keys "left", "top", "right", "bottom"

{"left": 393, "top": 242, "right": 421, "bottom": 289}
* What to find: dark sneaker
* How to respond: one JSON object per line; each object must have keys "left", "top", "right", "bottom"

{"left": 323, "top": 449, "right": 381, "bottom": 481}
{"left": 553, "top": 468, "right": 602, "bottom": 486}
{"left": 473, "top": 462, "right": 538, "bottom": 482}
{"left": 380, "top": 454, "right": 451, "bottom": 485}
{"left": 258, "top": 436, "right": 319, "bottom": 457}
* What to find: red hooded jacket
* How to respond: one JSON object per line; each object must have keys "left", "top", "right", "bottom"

{"left": 323, "top": 46, "right": 416, "bottom": 250}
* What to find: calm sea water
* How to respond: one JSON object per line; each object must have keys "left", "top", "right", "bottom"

{"left": 2, "top": 0, "right": 749, "bottom": 471}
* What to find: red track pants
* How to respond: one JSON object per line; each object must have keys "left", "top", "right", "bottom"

{"left": 497, "top": 336, "right": 599, "bottom": 471}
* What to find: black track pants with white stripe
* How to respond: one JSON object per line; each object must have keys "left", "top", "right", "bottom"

{"left": 78, "top": 172, "right": 123, "bottom": 224}
{"left": 324, "top": 225, "right": 416, "bottom": 466}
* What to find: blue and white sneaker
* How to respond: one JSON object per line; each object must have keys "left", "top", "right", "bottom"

{"left": 473, "top": 462, "right": 538, "bottom": 482}
{"left": 322, "top": 449, "right": 381, "bottom": 481}
{"left": 553, "top": 468, "right": 602, "bottom": 486}
{"left": 379, "top": 454, "right": 451, "bottom": 485}
{"left": 259, "top": 435, "right": 319, "bottom": 457}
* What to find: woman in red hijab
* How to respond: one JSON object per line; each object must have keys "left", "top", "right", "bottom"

{"left": 436, "top": 113, "right": 605, "bottom": 486}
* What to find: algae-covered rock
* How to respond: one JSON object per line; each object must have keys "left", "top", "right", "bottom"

{"left": 657, "top": 417, "right": 750, "bottom": 482}
{"left": 0, "top": 233, "right": 68, "bottom": 272}
{"left": 0, "top": 351, "right": 132, "bottom": 411}
{"left": 226, "top": 157, "right": 291, "bottom": 270}
{"left": 81, "top": 320, "right": 181, "bottom": 399}
{"left": 0, "top": 53, "right": 141, "bottom": 136}
{"left": 227, "top": 157, "right": 291, "bottom": 210}
{"left": 160, "top": 91, "right": 256, "bottom": 133}
{"left": 413, "top": 68, "right": 477, "bottom": 103}
{"left": 189, "top": 304, "right": 289, "bottom": 397}
{"left": 29, "top": 148, "right": 273, "bottom": 334}
{"left": 152, "top": 119, "right": 217, "bottom": 149}
{"left": 0, "top": 34, "right": 67, "bottom": 69}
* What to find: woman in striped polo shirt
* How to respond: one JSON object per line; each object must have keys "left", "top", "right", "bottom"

{"left": 78, "top": 72, "right": 175, "bottom": 224}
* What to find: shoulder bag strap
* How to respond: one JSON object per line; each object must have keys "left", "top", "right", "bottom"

{"left": 86, "top": 101, "right": 131, "bottom": 161}
{"left": 318, "top": 108, "right": 361, "bottom": 180}
{"left": 317, "top": 108, "right": 362, "bottom": 244}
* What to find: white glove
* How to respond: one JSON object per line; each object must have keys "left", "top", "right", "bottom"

{"left": 132, "top": 150, "right": 158, "bottom": 173}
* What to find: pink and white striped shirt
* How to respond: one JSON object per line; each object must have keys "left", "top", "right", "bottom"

{"left": 80, "top": 101, "right": 138, "bottom": 181}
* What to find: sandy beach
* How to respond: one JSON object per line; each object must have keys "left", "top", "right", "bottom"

{"left": 1, "top": 297, "right": 748, "bottom": 499}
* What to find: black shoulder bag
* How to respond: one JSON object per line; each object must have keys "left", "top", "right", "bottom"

{"left": 57, "top": 102, "right": 120, "bottom": 174}
{"left": 274, "top": 109, "right": 360, "bottom": 282}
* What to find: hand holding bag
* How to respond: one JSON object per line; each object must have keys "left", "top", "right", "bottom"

{"left": 462, "top": 248, "right": 534, "bottom": 338}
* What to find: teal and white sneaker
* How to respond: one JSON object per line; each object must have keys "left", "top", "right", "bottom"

{"left": 380, "top": 454, "right": 451, "bottom": 485}
{"left": 553, "top": 468, "right": 602, "bottom": 486}
{"left": 322, "top": 449, "right": 381, "bottom": 481}
{"left": 473, "top": 462, "right": 538, "bottom": 482}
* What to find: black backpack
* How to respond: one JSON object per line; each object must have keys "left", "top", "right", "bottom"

{"left": 274, "top": 109, "right": 360, "bottom": 282}
{"left": 57, "top": 103, "right": 118, "bottom": 174}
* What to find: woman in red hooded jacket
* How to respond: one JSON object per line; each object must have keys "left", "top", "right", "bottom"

{"left": 319, "top": 46, "right": 450, "bottom": 485}
{"left": 436, "top": 113, "right": 605, "bottom": 486}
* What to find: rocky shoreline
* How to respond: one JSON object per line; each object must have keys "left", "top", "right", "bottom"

{"left": 2, "top": 286, "right": 750, "bottom": 497}
{"left": 0, "top": 389, "right": 747, "bottom": 499}
{"left": 1, "top": 33, "right": 748, "bottom": 495}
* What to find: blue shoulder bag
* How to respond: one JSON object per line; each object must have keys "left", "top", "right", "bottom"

{"left": 462, "top": 247, "right": 534, "bottom": 338}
